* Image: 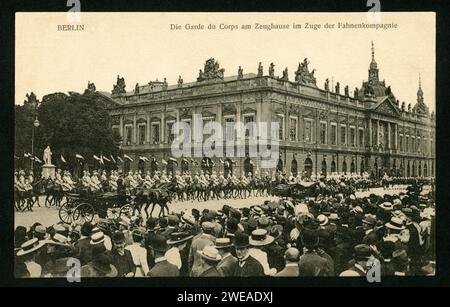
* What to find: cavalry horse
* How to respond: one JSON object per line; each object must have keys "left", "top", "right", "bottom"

{"left": 134, "top": 182, "right": 174, "bottom": 219}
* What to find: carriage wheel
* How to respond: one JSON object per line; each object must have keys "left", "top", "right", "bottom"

{"left": 73, "top": 203, "right": 95, "bottom": 223}
{"left": 119, "top": 204, "right": 134, "bottom": 219}
{"left": 106, "top": 206, "right": 121, "bottom": 220}
{"left": 58, "top": 201, "right": 76, "bottom": 224}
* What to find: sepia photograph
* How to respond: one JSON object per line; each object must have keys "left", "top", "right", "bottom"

{"left": 13, "top": 12, "right": 435, "bottom": 280}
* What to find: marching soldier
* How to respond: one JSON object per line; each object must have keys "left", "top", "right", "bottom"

{"left": 62, "top": 170, "right": 76, "bottom": 191}
{"left": 243, "top": 153, "right": 254, "bottom": 177}
{"left": 90, "top": 171, "right": 102, "bottom": 191}
{"left": 181, "top": 156, "right": 189, "bottom": 174}
{"left": 150, "top": 155, "right": 158, "bottom": 176}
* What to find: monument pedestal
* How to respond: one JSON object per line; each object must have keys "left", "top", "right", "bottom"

{"left": 42, "top": 164, "right": 56, "bottom": 179}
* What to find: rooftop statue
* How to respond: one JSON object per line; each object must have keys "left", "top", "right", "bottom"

{"left": 197, "top": 58, "right": 225, "bottom": 82}
{"left": 112, "top": 75, "right": 126, "bottom": 95}
{"left": 269, "top": 63, "right": 275, "bottom": 78}
{"left": 295, "top": 58, "right": 317, "bottom": 86}
{"left": 257, "top": 62, "right": 263, "bottom": 77}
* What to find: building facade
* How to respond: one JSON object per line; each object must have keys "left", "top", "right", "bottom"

{"left": 100, "top": 43, "right": 435, "bottom": 178}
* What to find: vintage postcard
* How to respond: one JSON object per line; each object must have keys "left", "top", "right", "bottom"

{"left": 14, "top": 12, "right": 435, "bottom": 281}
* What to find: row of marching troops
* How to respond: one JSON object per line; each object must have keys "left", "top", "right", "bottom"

{"left": 14, "top": 165, "right": 429, "bottom": 197}
{"left": 14, "top": 180, "right": 435, "bottom": 278}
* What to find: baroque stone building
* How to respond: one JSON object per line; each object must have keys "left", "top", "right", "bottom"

{"left": 98, "top": 43, "right": 435, "bottom": 178}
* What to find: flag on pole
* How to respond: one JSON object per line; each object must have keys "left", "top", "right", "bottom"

{"left": 124, "top": 154, "right": 133, "bottom": 162}
{"left": 220, "top": 158, "right": 224, "bottom": 164}
{"left": 29, "top": 156, "right": 35, "bottom": 161}
{"left": 61, "top": 154, "right": 67, "bottom": 163}
{"left": 24, "top": 153, "right": 30, "bottom": 158}
{"left": 93, "top": 155, "right": 101, "bottom": 161}
{"left": 162, "top": 159, "right": 168, "bottom": 165}
{"left": 139, "top": 156, "right": 149, "bottom": 162}
{"left": 169, "top": 157, "right": 177, "bottom": 162}
{"left": 76, "top": 154, "right": 84, "bottom": 160}
{"left": 34, "top": 156, "right": 42, "bottom": 163}
{"left": 99, "top": 155, "right": 104, "bottom": 165}
{"left": 211, "top": 160, "right": 215, "bottom": 167}
{"left": 110, "top": 155, "right": 116, "bottom": 163}
{"left": 102, "top": 155, "right": 111, "bottom": 163}
{"left": 117, "top": 156, "right": 123, "bottom": 163}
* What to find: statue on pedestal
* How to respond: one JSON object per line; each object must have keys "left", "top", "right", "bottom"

{"left": 43, "top": 146, "right": 52, "bottom": 165}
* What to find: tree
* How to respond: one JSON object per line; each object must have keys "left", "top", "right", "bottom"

{"left": 15, "top": 92, "right": 41, "bottom": 170}
{"left": 35, "top": 91, "right": 121, "bottom": 174}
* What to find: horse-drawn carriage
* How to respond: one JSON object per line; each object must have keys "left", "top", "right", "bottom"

{"left": 58, "top": 190, "right": 134, "bottom": 224}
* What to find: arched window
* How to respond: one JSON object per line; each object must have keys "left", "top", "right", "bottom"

{"left": 407, "top": 161, "right": 410, "bottom": 177}
{"left": 321, "top": 160, "right": 327, "bottom": 177}
{"left": 304, "top": 158, "right": 313, "bottom": 178}
{"left": 424, "top": 162, "right": 428, "bottom": 177}
{"left": 331, "top": 160, "right": 336, "bottom": 173}
{"left": 360, "top": 160, "right": 365, "bottom": 175}
{"left": 350, "top": 161, "right": 355, "bottom": 174}
{"left": 342, "top": 161, "right": 347, "bottom": 175}
{"left": 418, "top": 161, "right": 422, "bottom": 177}
{"left": 138, "top": 159, "right": 145, "bottom": 174}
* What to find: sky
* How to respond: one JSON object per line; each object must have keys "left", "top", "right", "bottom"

{"left": 16, "top": 12, "right": 435, "bottom": 110}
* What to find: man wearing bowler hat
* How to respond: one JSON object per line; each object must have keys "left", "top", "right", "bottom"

{"left": 298, "top": 229, "right": 330, "bottom": 277}
{"left": 148, "top": 234, "right": 179, "bottom": 277}
{"left": 339, "top": 244, "right": 373, "bottom": 276}
{"left": 233, "top": 231, "right": 264, "bottom": 277}
{"left": 107, "top": 231, "right": 135, "bottom": 277}
{"left": 215, "top": 237, "right": 238, "bottom": 277}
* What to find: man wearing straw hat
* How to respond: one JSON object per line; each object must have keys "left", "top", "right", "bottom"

{"left": 248, "top": 229, "right": 277, "bottom": 276}
{"left": 198, "top": 246, "right": 222, "bottom": 277}
{"left": 166, "top": 232, "right": 193, "bottom": 277}
{"left": 215, "top": 237, "right": 238, "bottom": 277}
{"left": 16, "top": 238, "right": 47, "bottom": 277}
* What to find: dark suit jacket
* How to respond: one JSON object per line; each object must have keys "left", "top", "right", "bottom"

{"left": 236, "top": 255, "right": 264, "bottom": 277}
{"left": 74, "top": 237, "right": 92, "bottom": 265}
{"left": 265, "top": 243, "right": 285, "bottom": 273}
{"left": 298, "top": 252, "right": 330, "bottom": 277}
{"left": 199, "top": 266, "right": 222, "bottom": 277}
{"left": 217, "top": 254, "right": 238, "bottom": 277}
{"left": 275, "top": 264, "right": 299, "bottom": 277}
{"left": 362, "top": 229, "right": 379, "bottom": 246}
{"left": 148, "top": 260, "right": 180, "bottom": 277}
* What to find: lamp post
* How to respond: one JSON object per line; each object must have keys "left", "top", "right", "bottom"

{"left": 31, "top": 118, "right": 39, "bottom": 170}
